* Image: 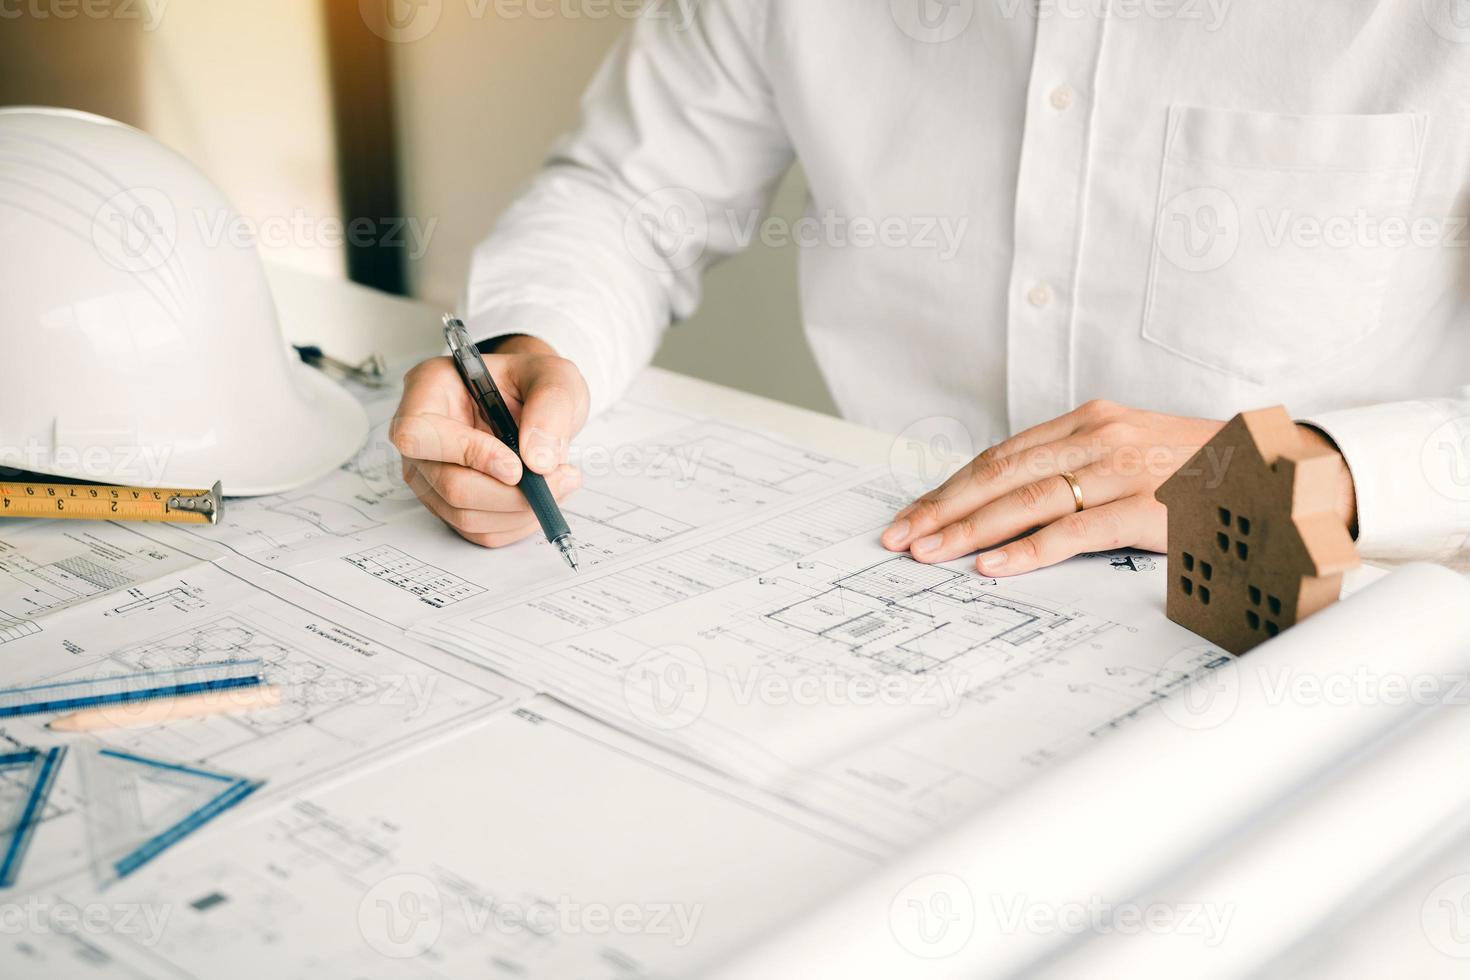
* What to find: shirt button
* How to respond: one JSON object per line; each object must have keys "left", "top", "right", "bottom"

{"left": 1049, "top": 85, "right": 1075, "bottom": 111}
{"left": 1027, "top": 282, "right": 1053, "bottom": 308}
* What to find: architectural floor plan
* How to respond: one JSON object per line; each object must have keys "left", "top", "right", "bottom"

{"left": 421, "top": 473, "right": 1230, "bottom": 848}
{"left": 0, "top": 524, "right": 197, "bottom": 633}
{"left": 29, "top": 698, "right": 876, "bottom": 980}
{"left": 0, "top": 362, "right": 1256, "bottom": 977}
{"left": 128, "top": 386, "right": 859, "bottom": 628}
{"left": 0, "top": 559, "right": 527, "bottom": 892}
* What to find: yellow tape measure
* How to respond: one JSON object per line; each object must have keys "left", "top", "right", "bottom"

{"left": 0, "top": 480, "right": 223, "bottom": 526}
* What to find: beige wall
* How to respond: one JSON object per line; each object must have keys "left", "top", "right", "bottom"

{"left": 0, "top": 1, "right": 345, "bottom": 278}
{"left": 135, "top": 1, "right": 345, "bottom": 278}
{"left": 389, "top": 5, "right": 836, "bottom": 414}
{"left": 0, "top": 2, "right": 834, "bottom": 412}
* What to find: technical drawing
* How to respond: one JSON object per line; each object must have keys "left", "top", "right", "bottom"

{"left": 106, "top": 585, "right": 208, "bottom": 618}
{"left": 181, "top": 492, "right": 389, "bottom": 558}
{"left": 107, "top": 616, "right": 375, "bottom": 734}
{"left": 0, "top": 530, "right": 191, "bottom": 621}
{"left": 0, "top": 612, "right": 40, "bottom": 645}
{"left": 342, "top": 545, "right": 487, "bottom": 608}
{"left": 423, "top": 471, "right": 1216, "bottom": 847}
{"left": 285, "top": 810, "right": 392, "bottom": 873}
{"left": 263, "top": 496, "right": 383, "bottom": 537}
{"left": 0, "top": 552, "right": 137, "bottom": 614}
{"left": 561, "top": 488, "right": 696, "bottom": 548}
{"left": 754, "top": 557, "right": 1114, "bottom": 677}
{"left": 554, "top": 420, "right": 860, "bottom": 565}
{"left": 1085, "top": 645, "right": 1234, "bottom": 738}
{"left": 81, "top": 746, "right": 262, "bottom": 883}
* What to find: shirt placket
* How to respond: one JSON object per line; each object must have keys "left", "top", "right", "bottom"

{"left": 1005, "top": 7, "right": 1108, "bottom": 432}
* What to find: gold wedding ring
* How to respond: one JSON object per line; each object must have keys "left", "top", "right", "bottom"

{"left": 1060, "top": 471, "right": 1085, "bottom": 513}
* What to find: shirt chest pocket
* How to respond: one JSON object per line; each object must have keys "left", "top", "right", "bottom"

{"left": 1141, "top": 107, "right": 1426, "bottom": 384}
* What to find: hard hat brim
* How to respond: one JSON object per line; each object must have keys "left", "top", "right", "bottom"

{"left": 222, "top": 363, "right": 372, "bottom": 497}
{"left": 16, "top": 364, "right": 369, "bottom": 499}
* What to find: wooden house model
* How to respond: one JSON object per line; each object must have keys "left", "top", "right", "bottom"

{"left": 1155, "top": 406, "right": 1359, "bottom": 655}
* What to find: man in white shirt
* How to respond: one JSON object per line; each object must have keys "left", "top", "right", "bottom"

{"left": 391, "top": 0, "right": 1470, "bottom": 572}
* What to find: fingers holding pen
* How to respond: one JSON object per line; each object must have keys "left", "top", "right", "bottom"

{"left": 403, "top": 459, "right": 583, "bottom": 545}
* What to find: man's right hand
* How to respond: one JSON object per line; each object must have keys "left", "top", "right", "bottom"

{"left": 390, "top": 335, "right": 588, "bottom": 548}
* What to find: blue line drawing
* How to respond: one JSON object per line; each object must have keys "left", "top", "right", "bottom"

{"left": 0, "top": 746, "right": 66, "bottom": 887}
{"left": 0, "top": 659, "right": 265, "bottom": 718}
{"left": 81, "top": 746, "right": 264, "bottom": 883}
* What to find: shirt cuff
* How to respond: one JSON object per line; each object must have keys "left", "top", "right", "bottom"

{"left": 462, "top": 303, "right": 621, "bottom": 420}
{"left": 1302, "top": 396, "right": 1470, "bottom": 561}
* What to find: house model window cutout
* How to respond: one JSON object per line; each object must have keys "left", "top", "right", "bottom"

{"left": 1155, "top": 406, "right": 1359, "bottom": 656}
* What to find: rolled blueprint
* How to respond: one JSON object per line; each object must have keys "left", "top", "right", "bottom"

{"left": 1029, "top": 694, "right": 1470, "bottom": 979}
{"left": 700, "top": 563, "right": 1470, "bottom": 980}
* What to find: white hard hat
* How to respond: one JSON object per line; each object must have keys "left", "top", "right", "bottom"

{"left": 0, "top": 107, "right": 368, "bottom": 496}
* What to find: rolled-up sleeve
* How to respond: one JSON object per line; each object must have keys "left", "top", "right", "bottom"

{"left": 1304, "top": 391, "right": 1470, "bottom": 561}
{"left": 463, "top": 0, "right": 793, "bottom": 418}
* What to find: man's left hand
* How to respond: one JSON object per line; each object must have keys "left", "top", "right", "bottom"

{"left": 880, "top": 400, "right": 1356, "bottom": 576}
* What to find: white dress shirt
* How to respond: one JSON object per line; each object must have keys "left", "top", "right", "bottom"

{"left": 465, "top": 0, "right": 1470, "bottom": 561}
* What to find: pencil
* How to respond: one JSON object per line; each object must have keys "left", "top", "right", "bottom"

{"left": 46, "top": 685, "right": 282, "bottom": 732}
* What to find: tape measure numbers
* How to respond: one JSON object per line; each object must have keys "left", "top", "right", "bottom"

{"left": 0, "top": 480, "right": 222, "bottom": 525}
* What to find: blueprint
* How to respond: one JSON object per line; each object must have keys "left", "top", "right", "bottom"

{"left": 130, "top": 377, "right": 858, "bottom": 627}
{"left": 0, "top": 559, "right": 527, "bottom": 891}
{"left": 419, "top": 473, "right": 1229, "bottom": 848}
{"left": 0, "top": 355, "right": 1284, "bottom": 976}
{"left": 0, "top": 522, "right": 198, "bottom": 637}
{"left": 0, "top": 363, "right": 885, "bottom": 980}
{"left": 29, "top": 698, "right": 877, "bottom": 980}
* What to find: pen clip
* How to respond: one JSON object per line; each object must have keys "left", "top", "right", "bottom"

{"left": 442, "top": 315, "right": 521, "bottom": 450}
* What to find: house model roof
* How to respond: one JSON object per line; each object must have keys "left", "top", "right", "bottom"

{"left": 1157, "top": 407, "right": 1358, "bottom": 579}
